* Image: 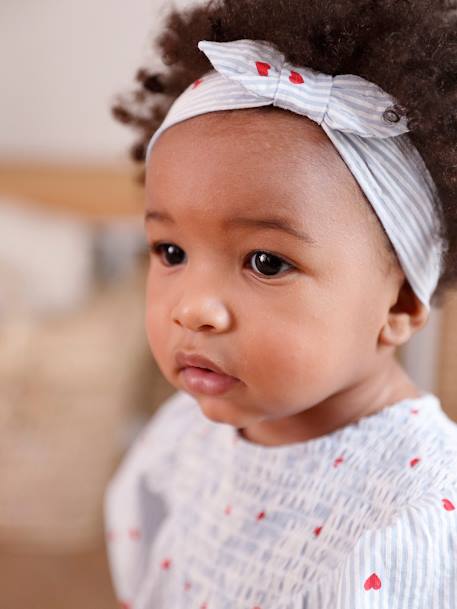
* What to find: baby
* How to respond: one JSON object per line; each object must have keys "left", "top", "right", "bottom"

{"left": 104, "top": 1, "right": 457, "bottom": 608}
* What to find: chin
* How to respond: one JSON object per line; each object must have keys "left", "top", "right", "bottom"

{"left": 196, "top": 397, "right": 252, "bottom": 428}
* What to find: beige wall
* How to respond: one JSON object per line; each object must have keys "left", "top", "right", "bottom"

{"left": 0, "top": 0, "right": 195, "bottom": 164}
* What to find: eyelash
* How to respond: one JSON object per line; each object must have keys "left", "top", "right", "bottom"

{"left": 149, "top": 242, "right": 295, "bottom": 278}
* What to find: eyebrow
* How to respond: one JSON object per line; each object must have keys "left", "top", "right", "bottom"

{"left": 144, "top": 210, "right": 318, "bottom": 246}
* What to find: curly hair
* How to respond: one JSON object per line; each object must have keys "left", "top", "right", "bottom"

{"left": 111, "top": 0, "right": 457, "bottom": 307}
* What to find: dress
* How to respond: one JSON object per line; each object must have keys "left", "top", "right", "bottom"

{"left": 103, "top": 390, "right": 457, "bottom": 609}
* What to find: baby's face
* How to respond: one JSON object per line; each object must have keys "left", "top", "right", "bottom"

{"left": 144, "top": 108, "right": 403, "bottom": 429}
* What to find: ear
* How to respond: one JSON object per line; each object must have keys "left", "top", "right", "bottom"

{"left": 379, "top": 278, "right": 429, "bottom": 347}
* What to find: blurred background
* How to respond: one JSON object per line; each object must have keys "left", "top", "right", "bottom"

{"left": 0, "top": 1, "right": 456, "bottom": 608}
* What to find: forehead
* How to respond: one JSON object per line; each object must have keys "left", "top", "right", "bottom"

{"left": 147, "top": 108, "right": 340, "bottom": 180}
{"left": 145, "top": 108, "right": 374, "bottom": 237}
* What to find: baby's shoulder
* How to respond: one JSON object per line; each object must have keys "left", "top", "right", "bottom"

{"left": 106, "top": 391, "right": 202, "bottom": 495}
{"left": 328, "top": 402, "right": 457, "bottom": 607}
{"left": 135, "top": 390, "right": 206, "bottom": 469}
{"left": 140, "top": 389, "right": 202, "bottom": 441}
{"left": 361, "top": 395, "right": 457, "bottom": 511}
{"left": 400, "top": 399, "right": 457, "bottom": 484}
{"left": 330, "top": 486, "right": 457, "bottom": 608}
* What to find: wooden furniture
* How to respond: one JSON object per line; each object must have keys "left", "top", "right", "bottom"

{"left": 0, "top": 162, "right": 144, "bottom": 219}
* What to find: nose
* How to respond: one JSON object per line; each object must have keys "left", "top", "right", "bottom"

{"left": 172, "top": 296, "right": 232, "bottom": 333}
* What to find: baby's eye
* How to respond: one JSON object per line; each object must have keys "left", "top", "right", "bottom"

{"left": 151, "top": 242, "right": 186, "bottom": 266}
{"left": 150, "top": 243, "right": 294, "bottom": 277}
{"left": 247, "top": 251, "right": 294, "bottom": 277}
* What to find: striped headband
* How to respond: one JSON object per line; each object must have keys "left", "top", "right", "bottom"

{"left": 145, "top": 38, "right": 445, "bottom": 310}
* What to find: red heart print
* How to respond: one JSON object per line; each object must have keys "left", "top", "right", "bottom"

{"left": 224, "top": 505, "right": 232, "bottom": 515}
{"left": 364, "top": 572, "right": 382, "bottom": 590}
{"left": 107, "top": 529, "right": 116, "bottom": 542}
{"left": 314, "top": 526, "right": 323, "bottom": 537}
{"left": 333, "top": 455, "right": 344, "bottom": 467}
{"left": 256, "top": 510, "right": 266, "bottom": 521}
{"left": 410, "top": 407, "right": 419, "bottom": 415}
{"left": 255, "top": 61, "right": 271, "bottom": 77}
{"left": 289, "top": 70, "right": 304, "bottom": 84}
{"left": 200, "top": 603, "right": 208, "bottom": 609}
{"left": 161, "top": 558, "right": 172, "bottom": 570}
{"left": 442, "top": 498, "right": 455, "bottom": 511}
{"left": 128, "top": 528, "right": 141, "bottom": 540}
{"left": 192, "top": 79, "right": 203, "bottom": 88}
{"left": 120, "top": 602, "right": 131, "bottom": 609}
{"left": 184, "top": 581, "right": 192, "bottom": 591}
{"left": 410, "top": 457, "right": 421, "bottom": 467}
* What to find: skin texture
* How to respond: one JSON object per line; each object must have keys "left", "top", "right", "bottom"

{"left": 144, "top": 107, "right": 429, "bottom": 447}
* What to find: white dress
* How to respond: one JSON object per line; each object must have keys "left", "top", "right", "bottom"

{"left": 103, "top": 390, "right": 457, "bottom": 609}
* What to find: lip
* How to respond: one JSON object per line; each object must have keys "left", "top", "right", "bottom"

{"left": 175, "top": 351, "right": 232, "bottom": 376}
{"left": 175, "top": 350, "right": 240, "bottom": 396}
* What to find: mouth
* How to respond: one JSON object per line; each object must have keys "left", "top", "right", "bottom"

{"left": 175, "top": 351, "right": 240, "bottom": 396}
{"left": 175, "top": 351, "right": 232, "bottom": 376}
{"left": 180, "top": 366, "right": 240, "bottom": 396}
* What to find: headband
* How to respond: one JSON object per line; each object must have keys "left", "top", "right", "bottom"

{"left": 145, "top": 39, "right": 445, "bottom": 310}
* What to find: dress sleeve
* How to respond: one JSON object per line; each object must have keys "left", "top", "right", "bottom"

{"left": 102, "top": 390, "right": 198, "bottom": 607}
{"left": 333, "top": 491, "right": 457, "bottom": 608}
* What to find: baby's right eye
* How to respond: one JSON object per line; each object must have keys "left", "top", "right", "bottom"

{"left": 150, "top": 242, "right": 186, "bottom": 266}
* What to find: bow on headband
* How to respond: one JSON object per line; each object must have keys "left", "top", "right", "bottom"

{"left": 197, "top": 39, "right": 409, "bottom": 139}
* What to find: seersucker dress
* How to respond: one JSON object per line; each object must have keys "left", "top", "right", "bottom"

{"left": 103, "top": 390, "right": 457, "bottom": 609}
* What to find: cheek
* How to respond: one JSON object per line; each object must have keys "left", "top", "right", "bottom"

{"left": 243, "top": 320, "right": 323, "bottom": 385}
{"left": 239, "top": 276, "right": 370, "bottom": 391}
{"left": 239, "top": 292, "right": 332, "bottom": 387}
{"left": 144, "top": 270, "right": 168, "bottom": 359}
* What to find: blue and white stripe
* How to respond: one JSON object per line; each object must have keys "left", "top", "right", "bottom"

{"left": 104, "top": 390, "right": 457, "bottom": 608}
{"left": 145, "top": 38, "right": 445, "bottom": 310}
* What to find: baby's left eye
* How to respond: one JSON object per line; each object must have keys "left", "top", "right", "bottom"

{"left": 247, "top": 251, "right": 294, "bottom": 277}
